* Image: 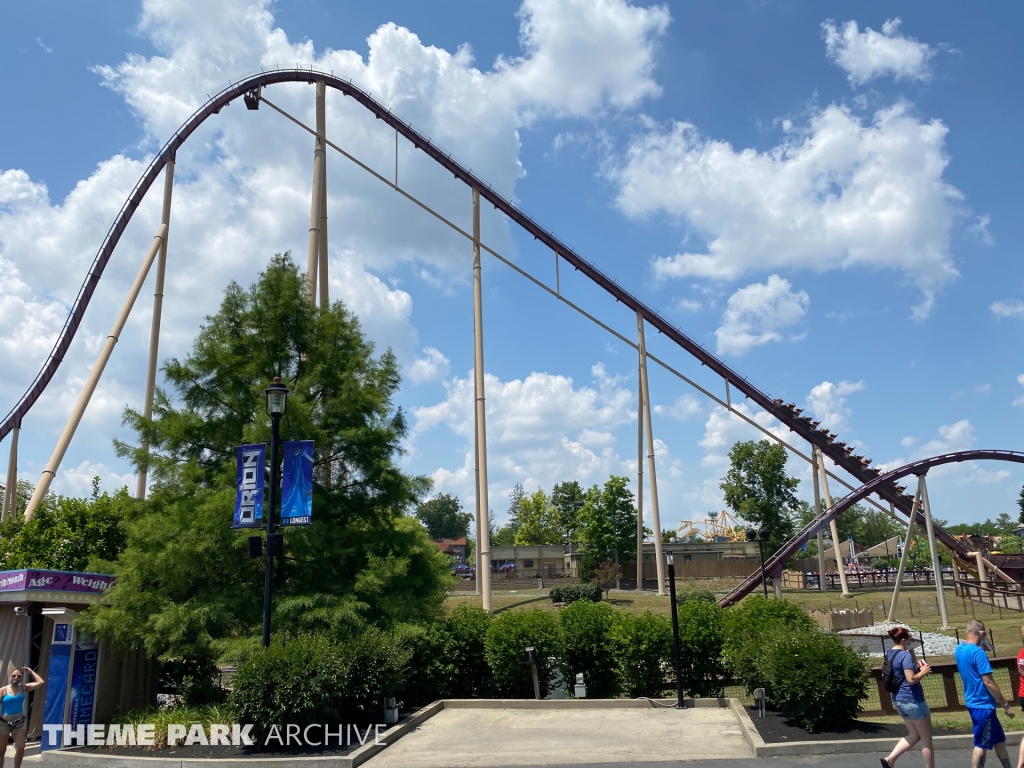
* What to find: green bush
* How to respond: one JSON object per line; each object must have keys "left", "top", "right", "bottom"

{"left": 559, "top": 601, "right": 619, "bottom": 698}
{"left": 230, "top": 629, "right": 409, "bottom": 739}
{"left": 401, "top": 605, "right": 491, "bottom": 706}
{"left": 722, "top": 596, "right": 814, "bottom": 694}
{"left": 676, "top": 599, "right": 726, "bottom": 698}
{"left": 754, "top": 629, "right": 868, "bottom": 732}
{"left": 609, "top": 611, "right": 671, "bottom": 698}
{"left": 485, "top": 609, "right": 560, "bottom": 698}
{"left": 549, "top": 583, "right": 602, "bottom": 605}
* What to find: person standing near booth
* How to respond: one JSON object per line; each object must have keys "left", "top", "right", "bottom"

{"left": 0, "top": 666, "right": 44, "bottom": 768}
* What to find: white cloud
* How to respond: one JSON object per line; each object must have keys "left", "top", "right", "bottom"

{"left": 822, "top": 18, "right": 934, "bottom": 86}
{"left": 806, "top": 379, "right": 865, "bottom": 431}
{"left": 991, "top": 300, "right": 1024, "bottom": 319}
{"left": 654, "top": 393, "right": 703, "bottom": 421}
{"left": 714, "top": 275, "right": 808, "bottom": 356}
{"left": 614, "top": 103, "right": 962, "bottom": 318}
{"left": 408, "top": 347, "right": 451, "bottom": 385}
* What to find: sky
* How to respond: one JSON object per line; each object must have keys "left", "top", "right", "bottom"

{"left": 1, "top": 0, "right": 1023, "bottom": 531}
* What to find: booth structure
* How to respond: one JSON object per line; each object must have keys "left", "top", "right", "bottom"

{"left": 0, "top": 570, "right": 155, "bottom": 741}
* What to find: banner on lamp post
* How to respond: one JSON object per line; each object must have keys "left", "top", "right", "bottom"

{"left": 279, "top": 440, "right": 314, "bottom": 526}
{"left": 233, "top": 444, "right": 266, "bottom": 529}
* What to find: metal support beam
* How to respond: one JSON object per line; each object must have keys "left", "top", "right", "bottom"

{"left": 637, "top": 314, "right": 666, "bottom": 596}
{"left": 24, "top": 224, "right": 168, "bottom": 520}
{"left": 2, "top": 426, "right": 19, "bottom": 521}
{"left": 887, "top": 482, "right": 922, "bottom": 622}
{"left": 636, "top": 356, "right": 644, "bottom": 590}
{"left": 815, "top": 447, "right": 851, "bottom": 597}
{"left": 919, "top": 475, "right": 951, "bottom": 629}
{"left": 472, "top": 188, "right": 492, "bottom": 612}
{"left": 136, "top": 160, "right": 175, "bottom": 500}
{"left": 305, "top": 81, "right": 326, "bottom": 304}
{"left": 811, "top": 448, "right": 828, "bottom": 591}
{"left": 316, "top": 83, "right": 329, "bottom": 309}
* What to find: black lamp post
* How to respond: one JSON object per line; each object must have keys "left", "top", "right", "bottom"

{"left": 262, "top": 376, "right": 289, "bottom": 647}
{"left": 665, "top": 550, "right": 684, "bottom": 709}
{"left": 747, "top": 527, "right": 770, "bottom": 598}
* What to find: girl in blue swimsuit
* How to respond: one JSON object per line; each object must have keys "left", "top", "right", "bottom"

{"left": 0, "top": 667, "right": 44, "bottom": 768}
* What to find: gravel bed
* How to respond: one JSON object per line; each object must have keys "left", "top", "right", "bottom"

{"left": 838, "top": 621, "right": 959, "bottom": 657}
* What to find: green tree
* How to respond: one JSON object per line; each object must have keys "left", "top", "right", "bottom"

{"left": 0, "top": 478, "right": 131, "bottom": 571}
{"left": 577, "top": 476, "right": 636, "bottom": 577}
{"left": 415, "top": 494, "right": 472, "bottom": 539}
{"left": 79, "top": 254, "right": 452, "bottom": 671}
{"left": 551, "top": 480, "right": 585, "bottom": 543}
{"left": 514, "top": 488, "right": 561, "bottom": 545}
{"left": 720, "top": 440, "right": 798, "bottom": 556}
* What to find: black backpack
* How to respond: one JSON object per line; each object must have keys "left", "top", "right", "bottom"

{"left": 881, "top": 649, "right": 904, "bottom": 693}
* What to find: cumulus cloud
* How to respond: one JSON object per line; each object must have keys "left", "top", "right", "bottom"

{"left": 614, "top": 103, "right": 962, "bottom": 318}
{"left": 714, "top": 275, "right": 808, "bottom": 356}
{"left": 407, "top": 347, "right": 451, "bottom": 385}
{"left": 822, "top": 18, "right": 935, "bottom": 86}
{"left": 806, "top": 380, "right": 865, "bottom": 431}
{"left": 991, "top": 300, "right": 1024, "bottom": 319}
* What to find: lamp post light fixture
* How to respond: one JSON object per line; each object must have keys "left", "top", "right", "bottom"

{"left": 665, "top": 550, "right": 684, "bottom": 709}
{"left": 262, "top": 376, "right": 289, "bottom": 647}
{"left": 746, "top": 527, "right": 770, "bottom": 598}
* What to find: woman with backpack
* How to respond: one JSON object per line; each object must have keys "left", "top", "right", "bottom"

{"left": 881, "top": 626, "right": 933, "bottom": 768}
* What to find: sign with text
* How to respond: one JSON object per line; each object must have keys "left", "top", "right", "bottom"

{"left": 279, "top": 440, "right": 313, "bottom": 526}
{"left": 232, "top": 444, "right": 266, "bottom": 529}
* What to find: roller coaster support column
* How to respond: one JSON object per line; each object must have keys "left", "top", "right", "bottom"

{"left": 637, "top": 314, "right": 666, "bottom": 596}
{"left": 919, "top": 474, "right": 951, "bottom": 629}
{"left": 635, "top": 358, "right": 644, "bottom": 590}
{"left": 24, "top": 224, "right": 168, "bottom": 520}
{"left": 305, "top": 81, "right": 326, "bottom": 304}
{"left": 316, "top": 81, "right": 329, "bottom": 309}
{"left": 887, "top": 482, "right": 922, "bottom": 622}
{"left": 2, "top": 426, "right": 18, "bottom": 521}
{"left": 472, "top": 188, "right": 492, "bottom": 611}
{"left": 815, "top": 446, "right": 851, "bottom": 597}
{"left": 136, "top": 159, "right": 175, "bottom": 500}
{"left": 811, "top": 451, "right": 828, "bottom": 591}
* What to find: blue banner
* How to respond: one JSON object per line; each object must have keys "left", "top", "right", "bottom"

{"left": 41, "top": 623, "right": 73, "bottom": 751}
{"left": 233, "top": 444, "right": 266, "bottom": 528}
{"left": 279, "top": 440, "right": 314, "bottom": 526}
{"left": 68, "top": 633, "right": 99, "bottom": 729}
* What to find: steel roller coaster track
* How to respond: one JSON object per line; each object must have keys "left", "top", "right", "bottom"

{"left": 0, "top": 68, "right": 1007, "bottom": 600}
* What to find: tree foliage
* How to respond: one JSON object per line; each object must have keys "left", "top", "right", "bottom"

{"left": 720, "top": 440, "right": 798, "bottom": 556}
{"left": 79, "top": 255, "right": 452, "bottom": 670}
{"left": 415, "top": 493, "right": 472, "bottom": 540}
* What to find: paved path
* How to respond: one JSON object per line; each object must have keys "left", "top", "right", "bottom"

{"left": 364, "top": 707, "right": 752, "bottom": 768}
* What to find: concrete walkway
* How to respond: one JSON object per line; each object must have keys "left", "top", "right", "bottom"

{"left": 363, "top": 707, "right": 752, "bottom": 768}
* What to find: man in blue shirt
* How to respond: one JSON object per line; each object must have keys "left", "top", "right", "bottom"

{"left": 955, "top": 619, "right": 1015, "bottom": 768}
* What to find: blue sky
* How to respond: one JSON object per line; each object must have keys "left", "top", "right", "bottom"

{"left": 1, "top": 0, "right": 1022, "bottom": 529}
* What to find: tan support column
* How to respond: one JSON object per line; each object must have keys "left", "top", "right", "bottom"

{"left": 472, "top": 189, "right": 492, "bottom": 611}
{"left": 305, "top": 81, "right": 326, "bottom": 304}
{"left": 887, "top": 482, "right": 922, "bottom": 622}
{"left": 24, "top": 224, "right": 168, "bottom": 520}
{"left": 136, "top": 159, "right": 175, "bottom": 500}
{"left": 316, "top": 83, "right": 329, "bottom": 309}
{"left": 811, "top": 450, "right": 828, "bottom": 591}
{"left": 637, "top": 313, "right": 666, "bottom": 596}
{"left": 636, "top": 359, "right": 644, "bottom": 590}
{"left": 919, "top": 475, "right": 951, "bottom": 629}
{"left": 2, "top": 426, "right": 19, "bottom": 521}
{"left": 815, "top": 447, "right": 851, "bottom": 597}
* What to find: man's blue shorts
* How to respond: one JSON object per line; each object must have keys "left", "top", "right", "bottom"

{"left": 967, "top": 707, "right": 1005, "bottom": 750}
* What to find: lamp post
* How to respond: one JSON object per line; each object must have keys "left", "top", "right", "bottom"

{"left": 665, "top": 550, "right": 684, "bottom": 709}
{"left": 262, "top": 376, "right": 289, "bottom": 647}
{"left": 747, "top": 527, "right": 770, "bottom": 598}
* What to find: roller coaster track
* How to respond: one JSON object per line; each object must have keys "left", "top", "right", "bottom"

{"left": 0, "top": 68, "right": 1001, "bottom": 577}
{"left": 720, "top": 450, "right": 1024, "bottom": 606}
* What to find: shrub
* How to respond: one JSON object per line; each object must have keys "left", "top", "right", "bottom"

{"left": 754, "top": 629, "right": 868, "bottom": 732}
{"left": 549, "top": 583, "right": 602, "bottom": 605}
{"left": 609, "top": 611, "right": 671, "bottom": 698}
{"left": 722, "top": 595, "right": 814, "bottom": 694}
{"left": 401, "top": 606, "right": 491, "bottom": 706}
{"left": 559, "top": 601, "right": 619, "bottom": 698}
{"left": 485, "top": 609, "right": 560, "bottom": 698}
{"left": 676, "top": 599, "right": 726, "bottom": 698}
